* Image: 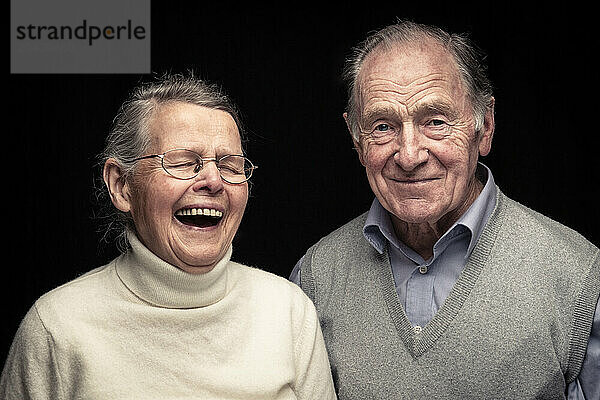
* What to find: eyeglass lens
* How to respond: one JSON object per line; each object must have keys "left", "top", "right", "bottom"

{"left": 162, "top": 149, "right": 253, "bottom": 183}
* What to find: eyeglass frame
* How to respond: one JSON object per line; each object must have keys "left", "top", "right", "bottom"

{"left": 131, "top": 148, "right": 258, "bottom": 184}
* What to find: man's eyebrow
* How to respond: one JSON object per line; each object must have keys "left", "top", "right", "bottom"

{"left": 360, "top": 105, "right": 397, "bottom": 124}
{"left": 412, "top": 101, "right": 459, "bottom": 120}
{"left": 361, "top": 101, "right": 460, "bottom": 123}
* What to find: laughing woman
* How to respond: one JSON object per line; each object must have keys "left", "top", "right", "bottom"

{"left": 0, "top": 73, "right": 336, "bottom": 399}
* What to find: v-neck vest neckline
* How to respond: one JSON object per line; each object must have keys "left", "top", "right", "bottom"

{"left": 373, "top": 193, "right": 504, "bottom": 357}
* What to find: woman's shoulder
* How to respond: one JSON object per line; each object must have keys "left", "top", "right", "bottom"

{"left": 31, "top": 261, "right": 117, "bottom": 327}
{"left": 228, "top": 262, "right": 320, "bottom": 336}
{"left": 229, "top": 261, "right": 313, "bottom": 305}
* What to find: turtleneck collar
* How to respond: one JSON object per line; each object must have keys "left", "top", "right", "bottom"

{"left": 115, "top": 230, "right": 233, "bottom": 309}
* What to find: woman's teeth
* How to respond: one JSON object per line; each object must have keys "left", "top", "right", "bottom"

{"left": 175, "top": 208, "right": 223, "bottom": 228}
{"left": 175, "top": 208, "right": 223, "bottom": 217}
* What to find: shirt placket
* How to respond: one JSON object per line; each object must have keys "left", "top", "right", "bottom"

{"left": 404, "top": 264, "right": 435, "bottom": 329}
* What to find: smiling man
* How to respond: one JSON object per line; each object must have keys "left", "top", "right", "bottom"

{"left": 290, "top": 20, "right": 599, "bottom": 399}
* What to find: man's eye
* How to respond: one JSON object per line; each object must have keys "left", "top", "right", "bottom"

{"left": 428, "top": 119, "right": 446, "bottom": 127}
{"left": 374, "top": 123, "right": 391, "bottom": 132}
{"left": 371, "top": 123, "right": 396, "bottom": 137}
{"left": 422, "top": 118, "right": 452, "bottom": 139}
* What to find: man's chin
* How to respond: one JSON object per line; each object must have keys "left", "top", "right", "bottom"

{"left": 384, "top": 198, "right": 441, "bottom": 223}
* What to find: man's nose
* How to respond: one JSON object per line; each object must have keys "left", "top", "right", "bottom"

{"left": 192, "top": 160, "right": 224, "bottom": 193}
{"left": 392, "top": 123, "right": 429, "bottom": 171}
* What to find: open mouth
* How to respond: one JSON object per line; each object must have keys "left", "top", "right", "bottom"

{"left": 175, "top": 208, "right": 223, "bottom": 228}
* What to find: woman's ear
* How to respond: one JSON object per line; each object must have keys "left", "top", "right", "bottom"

{"left": 103, "top": 158, "right": 132, "bottom": 213}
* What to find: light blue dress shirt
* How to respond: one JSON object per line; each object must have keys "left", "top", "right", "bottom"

{"left": 290, "top": 164, "right": 599, "bottom": 399}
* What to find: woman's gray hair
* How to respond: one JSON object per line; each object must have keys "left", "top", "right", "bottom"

{"left": 96, "top": 72, "right": 245, "bottom": 250}
{"left": 343, "top": 20, "right": 494, "bottom": 141}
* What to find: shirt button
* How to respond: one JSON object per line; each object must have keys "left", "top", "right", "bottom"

{"left": 419, "top": 265, "right": 428, "bottom": 274}
{"left": 413, "top": 325, "right": 423, "bottom": 334}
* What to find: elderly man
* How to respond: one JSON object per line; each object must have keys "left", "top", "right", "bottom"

{"left": 290, "top": 21, "right": 599, "bottom": 399}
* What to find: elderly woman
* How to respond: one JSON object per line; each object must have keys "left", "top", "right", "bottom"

{"left": 1, "top": 74, "right": 336, "bottom": 399}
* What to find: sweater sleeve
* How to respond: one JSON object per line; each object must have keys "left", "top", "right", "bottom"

{"left": 0, "top": 305, "right": 63, "bottom": 400}
{"left": 571, "top": 252, "right": 600, "bottom": 399}
{"left": 290, "top": 288, "right": 337, "bottom": 400}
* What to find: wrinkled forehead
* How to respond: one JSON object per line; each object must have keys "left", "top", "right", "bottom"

{"left": 356, "top": 40, "right": 466, "bottom": 106}
{"left": 147, "top": 101, "right": 242, "bottom": 153}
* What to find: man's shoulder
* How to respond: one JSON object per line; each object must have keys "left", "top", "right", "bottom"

{"left": 311, "top": 211, "right": 370, "bottom": 248}
{"left": 499, "top": 192, "right": 598, "bottom": 259}
{"left": 299, "top": 211, "right": 375, "bottom": 278}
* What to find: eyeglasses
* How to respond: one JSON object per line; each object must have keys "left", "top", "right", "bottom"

{"left": 132, "top": 148, "right": 257, "bottom": 184}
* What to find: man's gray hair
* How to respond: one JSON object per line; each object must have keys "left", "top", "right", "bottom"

{"left": 343, "top": 20, "right": 494, "bottom": 140}
{"left": 96, "top": 72, "right": 244, "bottom": 249}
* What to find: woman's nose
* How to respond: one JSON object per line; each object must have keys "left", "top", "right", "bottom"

{"left": 192, "top": 160, "right": 224, "bottom": 193}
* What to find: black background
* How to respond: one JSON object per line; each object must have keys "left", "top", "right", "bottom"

{"left": 5, "top": 4, "right": 598, "bottom": 365}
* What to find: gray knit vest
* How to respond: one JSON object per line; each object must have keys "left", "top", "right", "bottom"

{"left": 300, "top": 189, "right": 599, "bottom": 399}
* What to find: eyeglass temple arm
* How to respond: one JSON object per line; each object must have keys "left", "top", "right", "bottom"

{"left": 133, "top": 154, "right": 164, "bottom": 161}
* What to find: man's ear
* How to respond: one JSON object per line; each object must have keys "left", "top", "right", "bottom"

{"left": 479, "top": 97, "right": 495, "bottom": 157}
{"left": 103, "top": 158, "right": 132, "bottom": 213}
{"left": 343, "top": 112, "right": 366, "bottom": 166}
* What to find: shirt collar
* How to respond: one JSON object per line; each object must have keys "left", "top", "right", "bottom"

{"left": 363, "top": 163, "right": 497, "bottom": 257}
{"left": 460, "top": 163, "right": 497, "bottom": 256}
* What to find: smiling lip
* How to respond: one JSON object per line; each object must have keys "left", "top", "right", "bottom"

{"left": 390, "top": 177, "right": 439, "bottom": 184}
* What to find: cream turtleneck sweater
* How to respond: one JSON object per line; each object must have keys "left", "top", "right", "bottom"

{"left": 1, "top": 232, "right": 336, "bottom": 399}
